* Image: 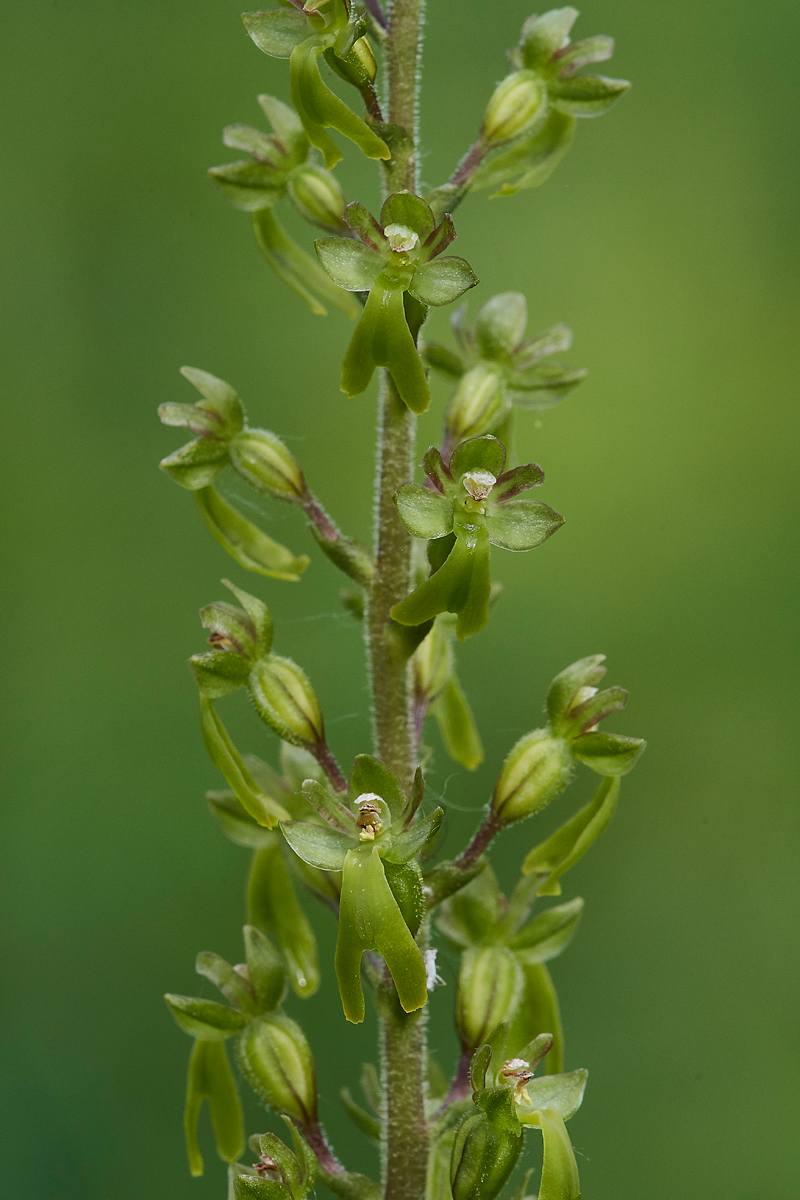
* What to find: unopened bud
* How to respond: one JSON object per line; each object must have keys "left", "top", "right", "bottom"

{"left": 492, "top": 729, "right": 572, "bottom": 823}
{"left": 229, "top": 429, "right": 305, "bottom": 501}
{"left": 238, "top": 1012, "right": 317, "bottom": 1126}
{"left": 481, "top": 70, "right": 546, "bottom": 145}
{"left": 457, "top": 944, "right": 523, "bottom": 1050}
{"left": 288, "top": 164, "right": 347, "bottom": 233}
{"left": 446, "top": 363, "right": 506, "bottom": 440}
{"left": 248, "top": 655, "right": 324, "bottom": 748}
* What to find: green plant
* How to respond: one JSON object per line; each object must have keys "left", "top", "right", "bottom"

{"left": 159, "top": 5, "right": 642, "bottom": 1199}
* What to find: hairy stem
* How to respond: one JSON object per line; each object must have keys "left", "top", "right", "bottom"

{"left": 366, "top": 5, "right": 429, "bottom": 1200}
{"left": 378, "top": 984, "right": 428, "bottom": 1200}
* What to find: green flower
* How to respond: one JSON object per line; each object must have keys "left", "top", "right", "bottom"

{"left": 209, "top": 94, "right": 357, "bottom": 316}
{"left": 390, "top": 435, "right": 563, "bottom": 639}
{"left": 316, "top": 191, "right": 478, "bottom": 413}
{"left": 450, "top": 1021, "right": 585, "bottom": 1200}
{"left": 242, "top": 1, "right": 388, "bottom": 168}
{"left": 471, "top": 7, "right": 630, "bottom": 198}
{"left": 279, "top": 755, "right": 443, "bottom": 1022}
{"left": 423, "top": 292, "right": 587, "bottom": 450}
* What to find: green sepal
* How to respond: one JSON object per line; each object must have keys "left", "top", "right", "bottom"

{"left": 160, "top": 436, "right": 231, "bottom": 490}
{"left": 485, "top": 499, "right": 564, "bottom": 552}
{"left": 547, "top": 654, "right": 607, "bottom": 734}
{"left": 248, "top": 843, "right": 321, "bottom": 998}
{"left": 436, "top": 862, "right": 501, "bottom": 949}
{"left": 380, "top": 190, "right": 435, "bottom": 239}
{"left": 258, "top": 93, "right": 308, "bottom": 155}
{"left": 184, "top": 1039, "right": 245, "bottom": 1176}
{"left": 253, "top": 208, "right": 357, "bottom": 318}
{"left": 335, "top": 844, "right": 428, "bottom": 1022}
{"left": 195, "top": 950, "right": 260, "bottom": 1015}
{"left": 450, "top": 433, "right": 507, "bottom": 480}
{"left": 572, "top": 731, "right": 645, "bottom": 775}
{"left": 559, "top": 684, "right": 628, "bottom": 738}
{"left": 170, "top": 367, "right": 245, "bottom": 435}
{"left": 280, "top": 820, "right": 353, "bottom": 870}
{"left": 340, "top": 1089, "right": 381, "bottom": 1141}
{"left": 506, "top": 362, "right": 587, "bottom": 409}
{"left": 315, "top": 237, "right": 384, "bottom": 290}
{"left": 243, "top": 924, "right": 288, "bottom": 1012}
{"left": 209, "top": 158, "right": 286, "bottom": 211}
{"left": 191, "top": 649, "right": 252, "bottom": 698}
{"left": 341, "top": 280, "right": 431, "bottom": 414}
{"left": 200, "top": 696, "right": 291, "bottom": 828}
{"left": 242, "top": 8, "right": 309, "bottom": 58}
{"left": 200, "top": 588, "right": 273, "bottom": 660}
{"left": 195, "top": 486, "right": 309, "bottom": 581}
{"left": 551, "top": 73, "right": 630, "bottom": 116}
{"left": 234, "top": 1175, "right": 288, "bottom": 1200}
{"left": 533, "top": 1107, "right": 581, "bottom": 1200}
{"left": 301, "top": 777, "right": 357, "bottom": 832}
{"left": 382, "top": 859, "right": 424, "bottom": 935}
{"left": 492, "top": 462, "right": 545, "bottom": 501}
{"left": 393, "top": 483, "right": 453, "bottom": 540}
{"left": 223, "top": 579, "right": 274, "bottom": 655}
{"left": 474, "top": 292, "right": 528, "bottom": 357}
{"left": 507, "top": 962, "right": 564, "bottom": 1074}
{"left": 382, "top": 807, "right": 443, "bottom": 864}
{"left": 237, "top": 1012, "right": 317, "bottom": 1126}
{"left": 509, "top": 897, "right": 584, "bottom": 963}
{"left": 471, "top": 109, "right": 575, "bottom": 197}
{"left": 519, "top": 8, "right": 579, "bottom": 71}
{"left": 289, "top": 38, "right": 389, "bottom": 168}
{"left": 470, "top": 1042, "right": 492, "bottom": 1094}
{"left": 165, "top": 994, "right": 247, "bottom": 1041}
{"left": 408, "top": 257, "right": 478, "bottom": 308}
{"left": 222, "top": 121, "right": 284, "bottom": 161}
{"left": 349, "top": 753, "right": 406, "bottom": 821}
{"left": 523, "top": 776, "right": 620, "bottom": 895}
{"left": 516, "top": 1070, "right": 587, "bottom": 1126}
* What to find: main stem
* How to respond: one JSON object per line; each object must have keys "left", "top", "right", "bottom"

{"left": 366, "top": 4, "right": 428, "bottom": 1200}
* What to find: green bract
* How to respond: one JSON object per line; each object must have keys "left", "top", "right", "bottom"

{"left": 471, "top": 7, "right": 630, "bottom": 197}
{"left": 279, "top": 754, "right": 443, "bottom": 1022}
{"left": 242, "top": 2, "right": 388, "bottom": 169}
{"left": 391, "top": 435, "right": 563, "bottom": 639}
{"left": 210, "top": 93, "right": 357, "bottom": 317}
{"left": 189, "top": 581, "right": 347, "bottom": 797}
{"left": 423, "top": 292, "right": 587, "bottom": 450}
{"left": 316, "top": 192, "right": 478, "bottom": 413}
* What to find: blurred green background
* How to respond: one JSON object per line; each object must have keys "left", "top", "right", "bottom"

{"left": 2, "top": 1, "right": 799, "bottom": 1196}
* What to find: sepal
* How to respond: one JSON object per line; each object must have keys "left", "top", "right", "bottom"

{"left": 165, "top": 994, "right": 247, "bottom": 1040}
{"left": 509, "top": 897, "right": 584, "bottom": 962}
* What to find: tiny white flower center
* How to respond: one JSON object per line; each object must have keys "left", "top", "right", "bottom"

{"left": 384, "top": 223, "right": 419, "bottom": 253}
{"left": 462, "top": 469, "right": 496, "bottom": 501}
{"left": 356, "top": 792, "right": 383, "bottom": 840}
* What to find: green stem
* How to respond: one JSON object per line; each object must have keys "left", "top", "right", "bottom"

{"left": 365, "top": 4, "right": 428, "bottom": 1200}
{"left": 378, "top": 983, "right": 429, "bottom": 1200}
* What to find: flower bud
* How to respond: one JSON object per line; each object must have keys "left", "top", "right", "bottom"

{"left": 481, "top": 71, "right": 546, "bottom": 146}
{"left": 229, "top": 429, "right": 306, "bottom": 501}
{"left": 248, "top": 656, "right": 324, "bottom": 748}
{"left": 492, "top": 730, "right": 572, "bottom": 824}
{"left": 288, "top": 164, "right": 348, "bottom": 233}
{"left": 456, "top": 944, "right": 523, "bottom": 1050}
{"left": 237, "top": 1012, "right": 317, "bottom": 1126}
{"left": 446, "top": 364, "right": 506, "bottom": 441}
